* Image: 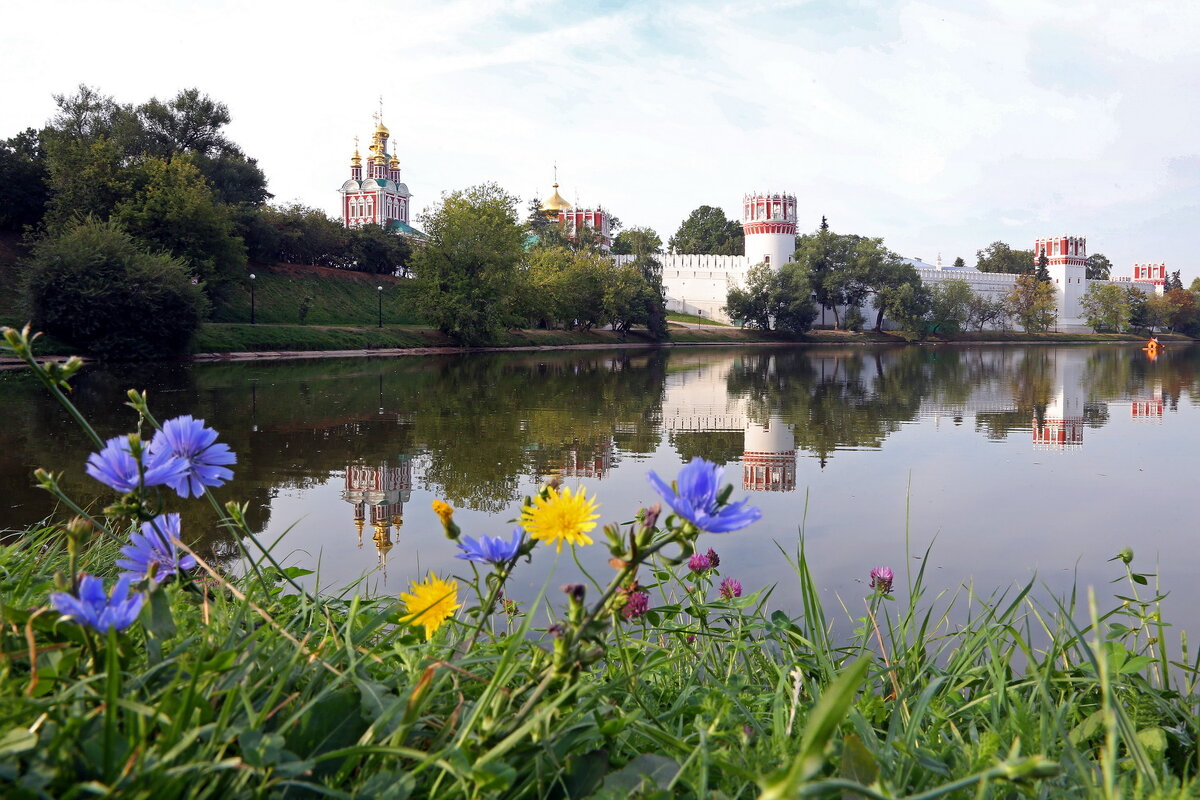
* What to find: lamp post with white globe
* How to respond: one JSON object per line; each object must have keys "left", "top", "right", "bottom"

{"left": 249, "top": 273, "right": 256, "bottom": 325}
{"left": 377, "top": 285, "right": 383, "bottom": 328}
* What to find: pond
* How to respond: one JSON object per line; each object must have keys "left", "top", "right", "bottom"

{"left": 3, "top": 343, "right": 1196, "bottom": 634}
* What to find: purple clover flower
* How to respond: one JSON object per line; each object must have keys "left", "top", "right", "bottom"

{"left": 869, "top": 566, "right": 894, "bottom": 595}
{"left": 85, "top": 435, "right": 186, "bottom": 494}
{"left": 116, "top": 513, "right": 196, "bottom": 583}
{"left": 148, "top": 416, "right": 236, "bottom": 498}
{"left": 688, "top": 553, "right": 711, "bottom": 573}
{"left": 50, "top": 575, "right": 144, "bottom": 633}
{"left": 719, "top": 578, "right": 742, "bottom": 599}
{"left": 705, "top": 548, "right": 720, "bottom": 568}
{"left": 647, "top": 458, "right": 761, "bottom": 533}
{"left": 622, "top": 591, "right": 650, "bottom": 620}
{"left": 456, "top": 528, "right": 523, "bottom": 565}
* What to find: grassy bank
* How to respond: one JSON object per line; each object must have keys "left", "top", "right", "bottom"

{"left": 210, "top": 263, "right": 425, "bottom": 326}
{"left": 3, "top": 503, "right": 1197, "bottom": 798}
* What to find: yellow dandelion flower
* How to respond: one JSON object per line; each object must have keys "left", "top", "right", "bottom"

{"left": 432, "top": 499, "right": 455, "bottom": 525}
{"left": 521, "top": 485, "right": 600, "bottom": 553}
{"left": 400, "top": 572, "right": 460, "bottom": 639}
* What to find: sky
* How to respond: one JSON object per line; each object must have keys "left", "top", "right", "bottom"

{"left": 3, "top": 0, "right": 1198, "bottom": 279}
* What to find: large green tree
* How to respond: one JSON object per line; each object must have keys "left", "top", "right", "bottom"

{"left": 723, "top": 262, "right": 816, "bottom": 334}
{"left": 22, "top": 218, "right": 208, "bottom": 359}
{"left": 611, "top": 226, "right": 662, "bottom": 255}
{"left": 0, "top": 129, "right": 49, "bottom": 231}
{"left": 112, "top": 156, "right": 247, "bottom": 289}
{"left": 793, "top": 228, "right": 864, "bottom": 328}
{"left": 975, "top": 241, "right": 1035, "bottom": 274}
{"left": 668, "top": 206, "right": 743, "bottom": 255}
{"left": 1080, "top": 283, "right": 1131, "bottom": 332}
{"left": 412, "top": 183, "right": 525, "bottom": 344}
{"left": 1085, "top": 252, "right": 1112, "bottom": 280}
{"left": 1006, "top": 274, "right": 1057, "bottom": 331}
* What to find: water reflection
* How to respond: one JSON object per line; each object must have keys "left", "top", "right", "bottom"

{"left": 2, "top": 340, "right": 1200, "bottom": 623}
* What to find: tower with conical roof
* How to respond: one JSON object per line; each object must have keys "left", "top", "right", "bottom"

{"left": 339, "top": 111, "right": 421, "bottom": 236}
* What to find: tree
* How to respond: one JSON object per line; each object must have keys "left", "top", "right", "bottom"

{"left": 1159, "top": 288, "right": 1197, "bottom": 332}
{"left": 723, "top": 262, "right": 815, "bottom": 334}
{"left": 952, "top": 256, "right": 965, "bottom": 268}
{"left": 1079, "top": 283, "right": 1131, "bottom": 332}
{"left": 876, "top": 281, "right": 931, "bottom": 333}
{"left": 1167, "top": 270, "right": 1184, "bottom": 291}
{"left": 849, "top": 240, "right": 919, "bottom": 331}
{"left": 411, "top": 183, "right": 525, "bottom": 344}
{"left": 1126, "top": 286, "right": 1151, "bottom": 332}
{"left": 111, "top": 156, "right": 247, "bottom": 290}
{"left": 1085, "top": 252, "right": 1112, "bottom": 280}
{"left": 725, "top": 264, "right": 776, "bottom": 330}
{"left": 668, "top": 206, "right": 743, "bottom": 255}
{"left": 611, "top": 226, "right": 662, "bottom": 255}
{"left": 965, "top": 293, "right": 1009, "bottom": 331}
{"left": 348, "top": 224, "right": 412, "bottom": 275}
{"left": 1035, "top": 248, "right": 1051, "bottom": 283}
{"left": 1006, "top": 274, "right": 1057, "bottom": 332}
{"left": 927, "top": 278, "right": 974, "bottom": 333}
{"left": 793, "top": 227, "right": 864, "bottom": 328}
{"left": 22, "top": 218, "right": 208, "bottom": 359}
{"left": 0, "top": 129, "right": 49, "bottom": 231}
{"left": 975, "top": 241, "right": 1035, "bottom": 274}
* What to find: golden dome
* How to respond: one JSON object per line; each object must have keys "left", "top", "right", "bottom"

{"left": 375, "top": 119, "right": 390, "bottom": 136}
{"left": 540, "top": 182, "right": 572, "bottom": 214}
{"left": 389, "top": 153, "right": 400, "bottom": 169}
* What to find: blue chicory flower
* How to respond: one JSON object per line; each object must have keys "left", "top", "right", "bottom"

{"left": 647, "top": 458, "right": 762, "bottom": 533}
{"left": 456, "top": 528, "right": 523, "bottom": 565}
{"left": 85, "top": 434, "right": 187, "bottom": 494}
{"left": 148, "top": 416, "right": 237, "bottom": 498}
{"left": 49, "top": 574, "right": 144, "bottom": 633}
{"left": 116, "top": 513, "right": 196, "bottom": 583}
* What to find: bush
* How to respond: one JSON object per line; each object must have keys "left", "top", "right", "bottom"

{"left": 22, "top": 219, "right": 208, "bottom": 359}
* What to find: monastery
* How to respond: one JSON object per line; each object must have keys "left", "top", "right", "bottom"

{"left": 338, "top": 113, "right": 1164, "bottom": 331}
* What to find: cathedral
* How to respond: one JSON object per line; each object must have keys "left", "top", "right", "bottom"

{"left": 339, "top": 115, "right": 422, "bottom": 237}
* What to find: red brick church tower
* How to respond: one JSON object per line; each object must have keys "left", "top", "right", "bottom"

{"left": 339, "top": 113, "right": 420, "bottom": 235}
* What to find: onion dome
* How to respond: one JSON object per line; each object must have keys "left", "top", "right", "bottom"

{"left": 375, "top": 117, "right": 390, "bottom": 136}
{"left": 540, "top": 182, "right": 572, "bottom": 215}
{"left": 389, "top": 152, "right": 400, "bottom": 170}
{"left": 351, "top": 141, "right": 361, "bottom": 166}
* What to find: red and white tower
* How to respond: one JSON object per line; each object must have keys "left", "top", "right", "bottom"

{"left": 742, "top": 192, "right": 797, "bottom": 269}
{"left": 1034, "top": 235, "right": 1087, "bottom": 329}
{"left": 742, "top": 418, "right": 796, "bottom": 492}
{"left": 339, "top": 115, "right": 418, "bottom": 235}
{"left": 1131, "top": 262, "right": 1166, "bottom": 289}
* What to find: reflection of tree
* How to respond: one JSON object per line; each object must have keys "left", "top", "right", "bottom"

{"left": 726, "top": 348, "right": 925, "bottom": 465}
{"left": 670, "top": 431, "right": 745, "bottom": 465}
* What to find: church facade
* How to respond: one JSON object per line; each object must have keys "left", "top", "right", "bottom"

{"left": 338, "top": 115, "right": 422, "bottom": 236}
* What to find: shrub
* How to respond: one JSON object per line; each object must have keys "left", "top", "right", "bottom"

{"left": 22, "top": 218, "right": 208, "bottom": 359}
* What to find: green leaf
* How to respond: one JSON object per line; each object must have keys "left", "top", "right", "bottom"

{"left": 592, "top": 754, "right": 679, "bottom": 799}
{"left": 1136, "top": 727, "right": 1167, "bottom": 758}
{"left": 0, "top": 727, "right": 37, "bottom": 758}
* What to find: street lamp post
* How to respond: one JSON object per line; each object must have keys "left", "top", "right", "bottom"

{"left": 249, "top": 273, "right": 256, "bottom": 325}
{"left": 377, "top": 285, "right": 383, "bottom": 328}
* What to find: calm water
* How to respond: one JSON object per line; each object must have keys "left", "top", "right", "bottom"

{"left": 2, "top": 344, "right": 1197, "bottom": 632}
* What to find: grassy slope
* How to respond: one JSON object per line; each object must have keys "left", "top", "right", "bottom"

{"left": 210, "top": 263, "right": 425, "bottom": 326}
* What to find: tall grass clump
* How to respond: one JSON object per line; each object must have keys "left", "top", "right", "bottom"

{"left": 2, "top": 323, "right": 1199, "bottom": 799}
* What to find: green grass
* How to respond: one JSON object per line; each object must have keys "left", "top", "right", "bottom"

{"left": 210, "top": 263, "right": 426, "bottom": 326}
{"left": 668, "top": 311, "right": 732, "bottom": 326}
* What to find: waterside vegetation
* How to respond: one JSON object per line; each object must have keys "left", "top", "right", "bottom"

{"left": 3, "top": 327, "right": 1200, "bottom": 799}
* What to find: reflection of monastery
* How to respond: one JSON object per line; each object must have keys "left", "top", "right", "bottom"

{"left": 342, "top": 456, "right": 413, "bottom": 574}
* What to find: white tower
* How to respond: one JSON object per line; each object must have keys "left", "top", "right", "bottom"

{"left": 742, "top": 192, "right": 798, "bottom": 269}
{"left": 1034, "top": 235, "right": 1087, "bottom": 330}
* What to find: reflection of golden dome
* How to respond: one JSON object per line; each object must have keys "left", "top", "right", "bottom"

{"left": 540, "top": 182, "right": 572, "bottom": 214}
